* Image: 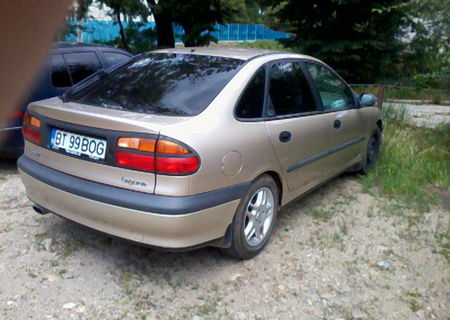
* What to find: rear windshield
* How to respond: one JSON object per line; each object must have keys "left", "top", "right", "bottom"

{"left": 65, "top": 53, "right": 244, "bottom": 116}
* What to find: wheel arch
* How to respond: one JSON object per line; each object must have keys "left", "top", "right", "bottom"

{"left": 254, "top": 170, "right": 284, "bottom": 206}
{"left": 376, "top": 119, "right": 383, "bottom": 132}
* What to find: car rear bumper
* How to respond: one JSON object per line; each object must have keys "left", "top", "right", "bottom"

{"left": 18, "top": 155, "right": 245, "bottom": 249}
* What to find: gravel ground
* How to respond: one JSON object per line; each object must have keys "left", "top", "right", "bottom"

{"left": 385, "top": 103, "right": 450, "bottom": 128}
{"left": 0, "top": 160, "right": 449, "bottom": 320}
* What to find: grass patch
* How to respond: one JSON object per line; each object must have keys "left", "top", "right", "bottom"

{"left": 238, "top": 39, "right": 287, "bottom": 51}
{"left": 309, "top": 208, "right": 334, "bottom": 221}
{"left": 363, "top": 106, "right": 450, "bottom": 212}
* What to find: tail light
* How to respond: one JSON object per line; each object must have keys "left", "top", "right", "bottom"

{"left": 7, "top": 109, "right": 25, "bottom": 120}
{"left": 22, "top": 113, "right": 41, "bottom": 145}
{"left": 116, "top": 137, "right": 200, "bottom": 175}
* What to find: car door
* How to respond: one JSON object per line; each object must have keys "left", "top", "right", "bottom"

{"left": 304, "top": 61, "right": 367, "bottom": 172}
{"left": 264, "top": 60, "right": 338, "bottom": 193}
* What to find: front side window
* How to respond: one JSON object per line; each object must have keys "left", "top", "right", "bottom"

{"left": 51, "top": 54, "right": 72, "bottom": 88}
{"left": 235, "top": 67, "right": 266, "bottom": 119}
{"left": 268, "top": 61, "right": 316, "bottom": 117}
{"left": 305, "top": 62, "right": 355, "bottom": 111}
{"left": 66, "top": 53, "right": 244, "bottom": 116}
{"left": 64, "top": 52, "right": 102, "bottom": 84}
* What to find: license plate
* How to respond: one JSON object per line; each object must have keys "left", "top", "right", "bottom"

{"left": 50, "top": 129, "right": 107, "bottom": 160}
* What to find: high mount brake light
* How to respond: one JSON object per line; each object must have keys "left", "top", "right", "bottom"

{"left": 22, "top": 113, "right": 41, "bottom": 145}
{"left": 116, "top": 137, "right": 200, "bottom": 175}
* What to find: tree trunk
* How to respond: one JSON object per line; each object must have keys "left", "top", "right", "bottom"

{"left": 116, "top": 11, "right": 130, "bottom": 51}
{"left": 147, "top": 0, "right": 175, "bottom": 48}
{"left": 182, "top": 24, "right": 197, "bottom": 47}
{"left": 154, "top": 12, "right": 175, "bottom": 48}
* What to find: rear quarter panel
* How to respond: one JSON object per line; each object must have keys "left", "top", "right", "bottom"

{"left": 157, "top": 58, "right": 287, "bottom": 197}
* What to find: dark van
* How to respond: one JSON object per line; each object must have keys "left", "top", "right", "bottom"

{"left": 0, "top": 42, "right": 131, "bottom": 158}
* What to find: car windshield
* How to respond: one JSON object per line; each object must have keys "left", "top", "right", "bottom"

{"left": 64, "top": 52, "right": 244, "bottom": 116}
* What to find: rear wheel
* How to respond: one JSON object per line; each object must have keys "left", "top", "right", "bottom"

{"left": 222, "top": 175, "right": 278, "bottom": 259}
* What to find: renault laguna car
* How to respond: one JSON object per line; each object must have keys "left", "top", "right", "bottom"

{"left": 18, "top": 47, "right": 382, "bottom": 259}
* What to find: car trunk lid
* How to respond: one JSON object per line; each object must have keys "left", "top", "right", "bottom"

{"left": 25, "top": 97, "right": 192, "bottom": 194}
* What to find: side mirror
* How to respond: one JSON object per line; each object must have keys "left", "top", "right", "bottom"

{"left": 359, "top": 93, "right": 376, "bottom": 107}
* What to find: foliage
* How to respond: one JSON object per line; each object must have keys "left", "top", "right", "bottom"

{"left": 97, "top": 0, "right": 148, "bottom": 50}
{"left": 163, "top": 0, "right": 241, "bottom": 46}
{"left": 263, "top": 0, "right": 411, "bottom": 83}
{"left": 58, "top": 0, "right": 94, "bottom": 40}
{"left": 238, "top": 39, "right": 286, "bottom": 50}
{"left": 352, "top": 85, "right": 450, "bottom": 104}
{"left": 227, "top": 0, "right": 271, "bottom": 24}
{"left": 93, "top": 22, "right": 157, "bottom": 54}
{"left": 363, "top": 106, "right": 450, "bottom": 212}
{"left": 392, "top": 0, "right": 449, "bottom": 89}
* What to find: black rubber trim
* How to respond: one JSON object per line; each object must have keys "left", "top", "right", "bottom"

{"left": 287, "top": 136, "right": 365, "bottom": 173}
{"left": 18, "top": 155, "right": 249, "bottom": 215}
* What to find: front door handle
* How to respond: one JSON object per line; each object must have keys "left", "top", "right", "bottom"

{"left": 333, "top": 119, "right": 341, "bottom": 129}
{"left": 279, "top": 131, "right": 292, "bottom": 143}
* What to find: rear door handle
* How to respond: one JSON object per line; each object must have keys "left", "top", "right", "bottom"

{"left": 333, "top": 119, "right": 341, "bottom": 129}
{"left": 279, "top": 131, "right": 292, "bottom": 143}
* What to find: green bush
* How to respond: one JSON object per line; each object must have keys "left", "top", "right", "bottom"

{"left": 238, "top": 40, "right": 287, "bottom": 51}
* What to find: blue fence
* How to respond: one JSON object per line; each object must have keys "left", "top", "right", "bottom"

{"left": 65, "top": 21, "right": 290, "bottom": 43}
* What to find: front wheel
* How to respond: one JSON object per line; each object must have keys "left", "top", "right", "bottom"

{"left": 360, "top": 128, "right": 382, "bottom": 174}
{"left": 222, "top": 175, "right": 278, "bottom": 259}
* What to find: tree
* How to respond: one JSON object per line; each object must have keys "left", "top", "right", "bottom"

{"left": 58, "top": 0, "right": 93, "bottom": 41}
{"left": 168, "top": 0, "right": 239, "bottom": 46}
{"left": 146, "top": 0, "right": 175, "bottom": 48}
{"left": 265, "top": 0, "right": 412, "bottom": 82}
{"left": 98, "top": 0, "right": 148, "bottom": 51}
{"left": 226, "top": 0, "right": 271, "bottom": 25}
{"left": 398, "top": 0, "right": 449, "bottom": 88}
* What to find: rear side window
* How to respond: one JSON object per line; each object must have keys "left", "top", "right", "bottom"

{"left": 66, "top": 53, "right": 244, "bottom": 116}
{"left": 235, "top": 67, "right": 266, "bottom": 119}
{"left": 103, "top": 51, "right": 130, "bottom": 67}
{"left": 305, "top": 62, "right": 355, "bottom": 111}
{"left": 268, "top": 62, "right": 316, "bottom": 117}
{"left": 51, "top": 54, "right": 72, "bottom": 88}
{"left": 63, "top": 52, "right": 102, "bottom": 84}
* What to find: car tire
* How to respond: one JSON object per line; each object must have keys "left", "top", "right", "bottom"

{"left": 359, "top": 127, "right": 382, "bottom": 174}
{"left": 222, "top": 175, "right": 278, "bottom": 259}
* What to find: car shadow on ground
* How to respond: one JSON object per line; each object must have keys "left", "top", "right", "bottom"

{"left": 32, "top": 173, "right": 358, "bottom": 286}
{"left": 0, "top": 158, "right": 18, "bottom": 175}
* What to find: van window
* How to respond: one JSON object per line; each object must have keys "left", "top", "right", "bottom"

{"left": 235, "top": 67, "right": 266, "bottom": 119}
{"left": 65, "top": 53, "right": 244, "bottom": 116}
{"left": 51, "top": 54, "right": 72, "bottom": 88}
{"left": 103, "top": 52, "right": 130, "bottom": 67}
{"left": 64, "top": 52, "right": 102, "bottom": 84}
{"left": 305, "top": 62, "right": 355, "bottom": 111}
{"left": 268, "top": 62, "right": 316, "bottom": 117}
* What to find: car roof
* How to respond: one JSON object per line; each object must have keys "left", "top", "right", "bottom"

{"left": 52, "top": 42, "right": 131, "bottom": 55}
{"left": 152, "top": 47, "right": 317, "bottom": 61}
{"left": 55, "top": 42, "right": 113, "bottom": 48}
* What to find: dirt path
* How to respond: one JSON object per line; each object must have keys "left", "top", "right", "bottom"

{"left": 0, "top": 162, "right": 449, "bottom": 320}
